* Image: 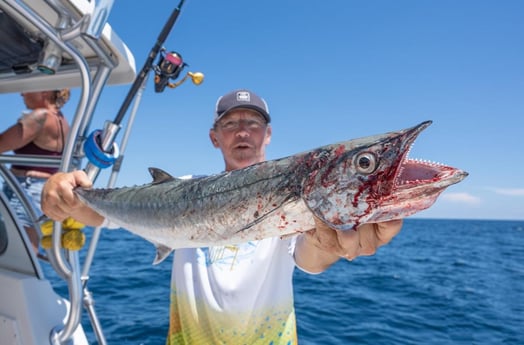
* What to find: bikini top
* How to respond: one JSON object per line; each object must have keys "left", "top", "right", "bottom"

{"left": 11, "top": 111, "right": 65, "bottom": 174}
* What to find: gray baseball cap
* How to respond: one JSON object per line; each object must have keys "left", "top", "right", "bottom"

{"left": 214, "top": 89, "right": 271, "bottom": 124}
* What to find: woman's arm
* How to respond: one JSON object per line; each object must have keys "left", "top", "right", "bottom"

{"left": 0, "top": 109, "right": 46, "bottom": 152}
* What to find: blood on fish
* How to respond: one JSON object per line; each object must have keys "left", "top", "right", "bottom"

{"left": 75, "top": 121, "right": 467, "bottom": 262}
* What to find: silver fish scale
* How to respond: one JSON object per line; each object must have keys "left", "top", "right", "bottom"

{"left": 76, "top": 152, "right": 318, "bottom": 248}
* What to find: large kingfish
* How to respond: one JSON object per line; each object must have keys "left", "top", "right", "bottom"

{"left": 76, "top": 121, "right": 468, "bottom": 263}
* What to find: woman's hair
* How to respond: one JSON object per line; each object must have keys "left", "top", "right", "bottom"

{"left": 52, "top": 88, "right": 71, "bottom": 108}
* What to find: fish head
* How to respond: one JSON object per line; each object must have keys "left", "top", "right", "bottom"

{"left": 303, "top": 121, "right": 468, "bottom": 230}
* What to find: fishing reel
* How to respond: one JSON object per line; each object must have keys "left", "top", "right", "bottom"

{"left": 153, "top": 49, "right": 204, "bottom": 92}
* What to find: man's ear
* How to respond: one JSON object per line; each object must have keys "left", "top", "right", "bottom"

{"left": 209, "top": 129, "right": 219, "bottom": 148}
{"left": 265, "top": 125, "right": 272, "bottom": 145}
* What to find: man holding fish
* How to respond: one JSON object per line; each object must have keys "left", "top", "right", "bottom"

{"left": 42, "top": 89, "right": 403, "bottom": 344}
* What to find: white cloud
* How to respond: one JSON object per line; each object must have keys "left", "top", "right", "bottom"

{"left": 441, "top": 192, "right": 482, "bottom": 205}
{"left": 489, "top": 188, "right": 524, "bottom": 196}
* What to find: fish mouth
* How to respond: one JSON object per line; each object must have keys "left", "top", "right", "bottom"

{"left": 397, "top": 159, "right": 469, "bottom": 188}
{"left": 366, "top": 121, "right": 468, "bottom": 221}
{"left": 393, "top": 121, "right": 468, "bottom": 194}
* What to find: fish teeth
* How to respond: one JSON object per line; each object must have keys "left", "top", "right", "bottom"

{"left": 408, "top": 158, "right": 446, "bottom": 167}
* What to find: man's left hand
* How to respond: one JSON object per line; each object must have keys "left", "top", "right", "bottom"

{"left": 294, "top": 217, "right": 403, "bottom": 273}
{"left": 308, "top": 217, "right": 403, "bottom": 261}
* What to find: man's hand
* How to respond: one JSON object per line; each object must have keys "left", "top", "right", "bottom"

{"left": 310, "top": 217, "right": 402, "bottom": 260}
{"left": 295, "top": 217, "right": 403, "bottom": 273}
{"left": 41, "top": 170, "right": 103, "bottom": 226}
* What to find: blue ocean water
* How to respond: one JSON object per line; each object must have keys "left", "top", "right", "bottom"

{"left": 44, "top": 219, "right": 524, "bottom": 344}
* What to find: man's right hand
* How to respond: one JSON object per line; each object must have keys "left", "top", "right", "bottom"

{"left": 41, "top": 170, "right": 104, "bottom": 226}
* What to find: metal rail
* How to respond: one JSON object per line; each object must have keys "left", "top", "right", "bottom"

{"left": 1, "top": 1, "right": 190, "bottom": 343}
{"left": 0, "top": 0, "right": 118, "bottom": 344}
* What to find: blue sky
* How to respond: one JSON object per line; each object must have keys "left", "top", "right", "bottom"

{"left": 1, "top": 0, "right": 523, "bottom": 220}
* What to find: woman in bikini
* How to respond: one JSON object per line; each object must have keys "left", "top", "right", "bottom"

{"left": 0, "top": 89, "right": 70, "bottom": 251}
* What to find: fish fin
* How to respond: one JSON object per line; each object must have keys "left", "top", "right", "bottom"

{"left": 148, "top": 167, "right": 175, "bottom": 184}
{"left": 152, "top": 243, "right": 173, "bottom": 265}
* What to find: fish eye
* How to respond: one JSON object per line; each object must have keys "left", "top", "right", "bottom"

{"left": 355, "top": 152, "right": 378, "bottom": 174}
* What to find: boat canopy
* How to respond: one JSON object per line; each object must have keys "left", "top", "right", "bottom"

{"left": 0, "top": 0, "right": 135, "bottom": 93}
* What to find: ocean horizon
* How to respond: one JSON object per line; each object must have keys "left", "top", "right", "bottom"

{"left": 43, "top": 218, "right": 524, "bottom": 344}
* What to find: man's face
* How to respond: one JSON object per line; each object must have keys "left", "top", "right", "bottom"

{"left": 209, "top": 108, "right": 272, "bottom": 171}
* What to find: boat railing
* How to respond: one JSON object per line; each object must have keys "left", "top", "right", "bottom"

{"left": 0, "top": 0, "right": 134, "bottom": 344}
{"left": 1, "top": 0, "right": 197, "bottom": 343}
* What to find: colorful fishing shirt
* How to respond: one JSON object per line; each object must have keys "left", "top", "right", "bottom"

{"left": 166, "top": 237, "right": 297, "bottom": 345}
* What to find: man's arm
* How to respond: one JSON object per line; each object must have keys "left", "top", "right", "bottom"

{"left": 294, "top": 217, "right": 403, "bottom": 273}
{"left": 41, "top": 170, "right": 105, "bottom": 227}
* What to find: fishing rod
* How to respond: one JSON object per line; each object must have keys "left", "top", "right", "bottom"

{"left": 78, "top": 2, "right": 201, "bottom": 343}
{"left": 116, "top": 0, "right": 186, "bottom": 126}
{"left": 84, "top": 0, "right": 202, "bottom": 181}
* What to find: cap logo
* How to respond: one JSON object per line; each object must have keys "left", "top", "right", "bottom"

{"left": 236, "top": 91, "right": 251, "bottom": 103}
